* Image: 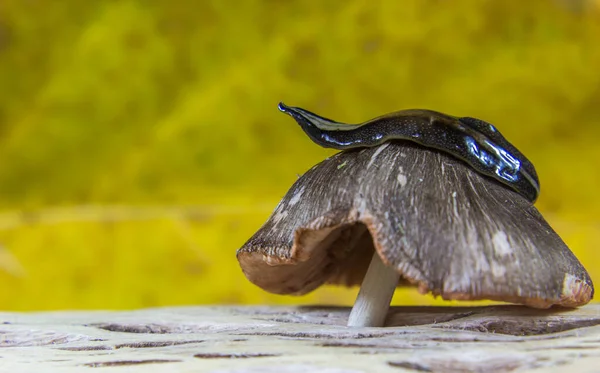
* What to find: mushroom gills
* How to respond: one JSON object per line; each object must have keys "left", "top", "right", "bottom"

{"left": 278, "top": 102, "right": 540, "bottom": 203}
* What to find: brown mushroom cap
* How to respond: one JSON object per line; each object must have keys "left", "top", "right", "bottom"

{"left": 237, "top": 141, "right": 594, "bottom": 308}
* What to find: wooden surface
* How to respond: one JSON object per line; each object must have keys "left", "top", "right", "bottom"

{"left": 1, "top": 304, "right": 600, "bottom": 372}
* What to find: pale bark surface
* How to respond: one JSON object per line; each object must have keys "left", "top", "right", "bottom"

{"left": 1, "top": 304, "right": 600, "bottom": 372}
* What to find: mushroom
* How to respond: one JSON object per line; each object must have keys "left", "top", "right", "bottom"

{"left": 237, "top": 103, "right": 594, "bottom": 327}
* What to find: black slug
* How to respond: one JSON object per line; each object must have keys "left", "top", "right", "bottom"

{"left": 278, "top": 102, "right": 540, "bottom": 203}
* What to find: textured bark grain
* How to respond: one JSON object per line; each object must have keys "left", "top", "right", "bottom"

{"left": 1, "top": 305, "right": 600, "bottom": 372}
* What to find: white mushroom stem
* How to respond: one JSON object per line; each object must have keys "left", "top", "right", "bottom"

{"left": 347, "top": 251, "right": 400, "bottom": 327}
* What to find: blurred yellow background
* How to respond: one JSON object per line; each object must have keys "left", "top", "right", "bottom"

{"left": 0, "top": 0, "right": 599, "bottom": 311}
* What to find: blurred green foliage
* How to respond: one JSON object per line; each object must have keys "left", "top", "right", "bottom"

{"left": 0, "top": 0, "right": 599, "bottom": 310}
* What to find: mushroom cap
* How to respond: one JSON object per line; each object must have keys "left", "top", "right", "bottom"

{"left": 237, "top": 141, "right": 594, "bottom": 308}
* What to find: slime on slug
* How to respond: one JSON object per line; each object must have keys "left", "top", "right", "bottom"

{"left": 278, "top": 102, "right": 540, "bottom": 203}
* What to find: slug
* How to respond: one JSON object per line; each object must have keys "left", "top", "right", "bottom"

{"left": 278, "top": 102, "right": 540, "bottom": 203}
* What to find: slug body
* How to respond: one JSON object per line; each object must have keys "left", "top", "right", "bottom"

{"left": 278, "top": 102, "right": 540, "bottom": 203}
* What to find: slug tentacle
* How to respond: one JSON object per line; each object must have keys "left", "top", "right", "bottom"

{"left": 278, "top": 102, "right": 540, "bottom": 203}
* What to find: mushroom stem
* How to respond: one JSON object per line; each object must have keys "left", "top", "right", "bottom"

{"left": 347, "top": 251, "right": 400, "bottom": 327}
